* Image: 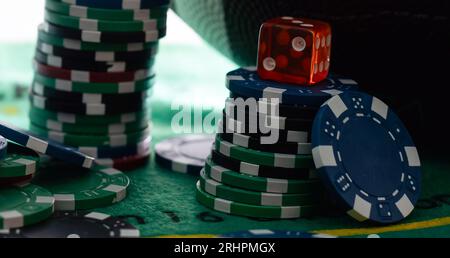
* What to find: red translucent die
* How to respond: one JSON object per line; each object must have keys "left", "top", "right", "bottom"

{"left": 257, "top": 16, "right": 332, "bottom": 86}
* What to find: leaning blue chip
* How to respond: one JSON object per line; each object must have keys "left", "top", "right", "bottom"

{"left": 311, "top": 91, "right": 422, "bottom": 224}
{"left": 226, "top": 67, "right": 359, "bottom": 106}
{"left": 220, "top": 229, "right": 337, "bottom": 238}
{"left": 61, "top": 0, "right": 169, "bottom": 9}
{"left": 0, "top": 121, "right": 94, "bottom": 168}
{"left": 0, "top": 135, "right": 7, "bottom": 160}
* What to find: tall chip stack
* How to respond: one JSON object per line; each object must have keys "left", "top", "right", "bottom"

{"left": 28, "top": 0, "right": 170, "bottom": 170}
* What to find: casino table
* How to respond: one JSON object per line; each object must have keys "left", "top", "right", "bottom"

{"left": 1, "top": 39, "right": 449, "bottom": 238}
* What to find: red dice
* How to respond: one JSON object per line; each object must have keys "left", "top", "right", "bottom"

{"left": 257, "top": 16, "right": 332, "bottom": 85}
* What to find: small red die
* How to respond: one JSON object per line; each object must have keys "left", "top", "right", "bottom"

{"left": 257, "top": 16, "right": 332, "bottom": 85}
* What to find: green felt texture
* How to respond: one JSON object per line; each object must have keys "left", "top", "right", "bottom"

{"left": 1, "top": 43, "right": 450, "bottom": 238}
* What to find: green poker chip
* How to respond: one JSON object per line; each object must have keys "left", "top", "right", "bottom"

{"left": 0, "top": 142, "right": 40, "bottom": 178}
{"left": 32, "top": 160, "right": 130, "bottom": 210}
{"left": 0, "top": 184, "right": 55, "bottom": 229}
{"left": 199, "top": 170, "right": 320, "bottom": 206}
{"left": 204, "top": 158, "right": 322, "bottom": 194}
{"left": 215, "top": 136, "right": 315, "bottom": 169}
{"left": 30, "top": 115, "right": 149, "bottom": 135}
{"left": 46, "top": 0, "right": 168, "bottom": 22}
{"left": 195, "top": 181, "right": 319, "bottom": 219}
{"left": 30, "top": 123, "right": 150, "bottom": 147}
{"left": 29, "top": 106, "right": 149, "bottom": 125}
{"left": 45, "top": 9, "right": 166, "bottom": 32}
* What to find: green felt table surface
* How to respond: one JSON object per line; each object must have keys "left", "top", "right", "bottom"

{"left": 1, "top": 43, "right": 449, "bottom": 238}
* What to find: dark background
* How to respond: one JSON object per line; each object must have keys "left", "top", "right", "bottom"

{"left": 172, "top": 0, "right": 450, "bottom": 154}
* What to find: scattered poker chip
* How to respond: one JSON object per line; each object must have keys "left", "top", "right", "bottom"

{"left": 33, "top": 73, "right": 155, "bottom": 94}
{"left": 46, "top": 0, "right": 168, "bottom": 22}
{"left": 34, "top": 49, "right": 156, "bottom": 72}
{"left": 45, "top": 10, "right": 166, "bottom": 33}
{"left": 32, "top": 160, "right": 130, "bottom": 210}
{"left": 0, "top": 184, "right": 55, "bottom": 229}
{"left": 211, "top": 150, "right": 315, "bottom": 180}
{"left": 0, "top": 142, "right": 40, "bottom": 178}
{"left": 0, "top": 174, "right": 34, "bottom": 187}
{"left": 195, "top": 181, "right": 318, "bottom": 219}
{"left": 219, "top": 229, "right": 337, "bottom": 238}
{"left": 30, "top": 115, "right": 149, "bottom": 136}
{"left": 33, "top": 60, "right": 153, "bottom": 83}
{"left": 0, "top": 211, "right": 140, "bottom": 238}
{"left": 0, "top": 121, "right": 94, "bottom": 168}
{"left": 0, "top": 136, "right": 7, "bottom": 160}
{"left": 155, "top": 134, "right": 215, "bottom": 176}
{"left": 37, "top": 41, "right": 158, "bottom": 63}
{"left": 42, "top": 21, "right": 166, "bottom": 43}
{"left": 38, "top": 25, "right": 157, "bottom": 51}
{"left": 30, "top": 123, "right": 150, "bottom": 147}
{"left": 32, "top": 82, "right": 148, "bottom": 104}
{"left": 199, "top": 170, "right": 319, "bottom": 206}
{"left": 223, "top": 108, "right": 313, "bottom": 131}
{"left": 77, "top": 136, "right": 151, "bottom": 158}
{"left": 204, "top": 157, "right": 320, "bottom": 194}
{"left": 221, "top": 118, "right": 311, "bottom": 143}
{"left": 94, "top": 148, "right": 151, "bottom": 170}
{"left": 228, "top": 94, "right": 319, "bottom": 119}
{"left": 60, "top": 0, "right": 170, "bottom": 10}
{"left": 30, "top": 92, "right": 145, "bottom": 115}
{"left": 312, "top": 91, "right": 422, "bottom": 223}
{"left": 226, "top": 67, "right": 358, "bottom": 106}
{"left": 29, "top": 107, "right": 148, "bottom": 125}
{"left": 214, "top": 136, "right": 315, "bottom": 169}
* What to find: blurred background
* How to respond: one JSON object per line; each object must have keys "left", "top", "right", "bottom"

{"left": 0, "top": 0, "right": 236, "bottom": 129}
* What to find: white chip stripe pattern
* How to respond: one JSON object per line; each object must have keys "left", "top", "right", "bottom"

{"left": 54, "top": 194, "right": 76, "bottom": 210}
{"left": 13, "top": 158, "right": 37, "bottom": 175}
{"left": 0, "top": 210, "right": 24, "bottom": 229}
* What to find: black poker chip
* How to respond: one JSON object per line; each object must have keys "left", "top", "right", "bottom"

{"left": 45, "top": 22, "right": 166, "bottom": 44}
{"left": 29, "top": 91, "right": 146, "bottom": 115}
{"left": 34, "top": 49, "right": 155, "bottom": 72}
{"left": 32, "top": 82, "right": 147, "bottom": 105}
{"left": 0, "top": 211, "right": 140, "bottom": 238}
{"left": 229, "top": 92, "right": 319, "bottom": 119}
{"left": 36, "top": 40, "right": 158, "bottom": 63}
{"left": 211, "top": 150, "right": 315, "bottom": 180}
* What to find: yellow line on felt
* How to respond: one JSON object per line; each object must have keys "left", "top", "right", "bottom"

{"left": 312, "top": 216, "right": 450, "bottom": 236}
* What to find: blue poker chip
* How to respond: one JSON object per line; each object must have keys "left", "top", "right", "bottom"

{"left": 0, "top": 121, "right": 94, "bottom": 168}
{"left": 311, "top": 91, "right": 422, "bottom": 224}
{"left": 77, "top": 136, "right": 151, "bottom": 158}
{"left": 226, "top": 67, "right": 359, "bottom": 106}
{"left": 219, "top": 229, "right": 337, "bottom": 238}
{"left": 0, "top": 135, "right": 7, "bottom": 160}
{"left": 62, "top": 0, "right": 170, "bottom": 9}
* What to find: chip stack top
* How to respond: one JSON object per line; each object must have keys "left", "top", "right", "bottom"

{"left": 29, "top": 0, "right": 170, "bottom": 170}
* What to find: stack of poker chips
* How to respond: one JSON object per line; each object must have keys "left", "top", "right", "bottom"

{"left": 195, "top": 67, "right": 359, "bottom": 219}
{"left": 28, "top": 0, "right": 169, "bottom": 170}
